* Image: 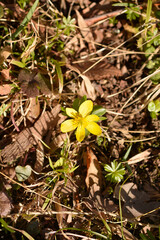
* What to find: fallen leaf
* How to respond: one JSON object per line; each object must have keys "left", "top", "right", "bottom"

{"left": 76, "top": 10, "right": 96, "bottom": 52}
{"left": 1, "top": 104, "right": 61, "bottom": 163}
{"left": 79, "top": 75, "right": 96, "bottom": 100}
{"left": 114, "top": 183, "right": 160, "bottom": 218}
{"left": 34, "top": 141, "right": 44, "bottom": 173}
{"left": 0, "top": 84, "right": 11, "bottom": 95}
{"left": 0, "top": 46, "right": 12, "bottom": 65}
{"left": 127, "top": 149, "right": 151, "bottom": 165}
{"left": 1, "top": 68, "right": 11, "bottom": 80}
{"left": 110, "top": 223, "right": 138, "bottom": 240}
{"left": 54, "top": 196, "right": 69, "bottom": 239}
{"left": 18, "top": 69, "right": 39, "bottom": 98}
{"left": 84, "top": 147, "right": 103, "bottom": 208}
{"left": 0, "top": 190, "right": 12, "bottom": 217}
{"left": 26, "top": 98, "right": 40, "bottom": 123}
{"left": 15, "top": 165, "right": 32, "bottom": 182}
{"left": 73, "top": 61, "right": 122, "bottom": 80}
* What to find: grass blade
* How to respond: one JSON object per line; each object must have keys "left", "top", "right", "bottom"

{"left": 12, "top": 0, "right": 39, "bottom": 39}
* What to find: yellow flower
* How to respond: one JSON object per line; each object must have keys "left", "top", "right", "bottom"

{"left": 61, "top": 100, "right": 102, "bottom": 142}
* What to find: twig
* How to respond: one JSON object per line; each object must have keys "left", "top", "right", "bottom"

{"left": 11, "top": 101, "right": 20, "bottom": 132}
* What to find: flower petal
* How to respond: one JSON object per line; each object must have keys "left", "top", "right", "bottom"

{"left": 85, "top": 114, "right": 99, "bottom": 122}
{"left": 86, "top": 122, "right": 102, "bottom": 135}
{"left": 79, "top": 100, "right": 93, "bottom": 118}
{"left": 76, "top": 124, "right": 85, "bottom": 142}
{"left": 61, "top": 119, "right": 78, "bottom": 133}
{"left": 66, "top": 108, "right": 77, "bottom": 118}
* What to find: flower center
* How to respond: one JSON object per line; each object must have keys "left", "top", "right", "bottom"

{"left": 73, "top": 113, "right": 87, "bottom": 126}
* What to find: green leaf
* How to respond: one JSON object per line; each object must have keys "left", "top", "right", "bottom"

{"left": 15, "top": 165, "right": 32, "bottom": 182}
{"left": 54, "top": 157, "right": 65, "bottom": 168}
{"left": 150, "top": 111, "right": 157, "bottom": 119}
{"left": 73, "top": 98, "right": 80, "bottom": 111}
{"left": 148, "top": 101, "right": 156, "bottom": 112}
{"left": 0, "top": 218, "right": 15, "bottom": 233}
{"left": 0, "top": 5, "right": 4, "bottom": 18}
{"left": 112, "top": 3, "right": 129, "bottom": 7}
{"left": 48, "top": 157, "right": 54, "bottom": 170}
{"left": 12, "top": 0, "right": 39, "bottom": 39}
{"left": 10, "top": 59, "right": 26, "bottom": 68}
{"left": 53, "top": 60, "right": 63, "bottom": 93}
{"left": 145, "top": 0, "right": 152, "bottom": 25}
{"left": 104, "top": 160, "right": 125, "bottom": 183}
{"left": 92, "top": 106, "right": 106, "bottom": 116}
{"left": 155, "top": 99, "right": 160, "bottom": 112}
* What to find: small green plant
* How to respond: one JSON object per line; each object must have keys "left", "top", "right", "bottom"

{"left": 60, "top": 16, "right": 76, "bottom": 36}
{"left": 104, "top": 160, "right": 125, "bottom": 183}
{"left": 113, "top": 2, "right": 140, "bottom": 21}
{"left": 48, "top": 140, "right": 78, "bottom": 182}
{"left": 0, "top": 103, "right": 10, "bottom": 117}
{"left": 140, "top": 229, "right": 157, "bottom": 240}
{"left": 148, "top": 99, "right": 160, "bottom": 118}
{"left": 17, "top": 0, "right": 30, "bottom": 9}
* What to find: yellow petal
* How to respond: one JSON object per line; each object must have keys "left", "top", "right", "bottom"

{"left": 61, "top": 119, "right": 78, "bottom": 133}
{"left": 86, "top": 122, "right": 102, "bottom": 135}
{"left": 79, "top": 100, "right": 93, "bottom": 118}
{"left": 66, "top": 108, "right": 77, "bottom": 118}
{"left": 76, "top": 124, "right": 85, "bottom": 142}
{"left": 85, "top": 114, "right": 99, "bottom": 122}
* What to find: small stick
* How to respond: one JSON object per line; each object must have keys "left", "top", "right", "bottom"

{"left": 11, "top": 101, "right": 20, "bottom": 132}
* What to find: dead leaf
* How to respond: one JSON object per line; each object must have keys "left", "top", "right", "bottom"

{"left": 1, "top": 68, "right": 11, "bottom": 80}
{"left": 79, "top": 75, "right": 96, "bottom": 100}
{"left": 73, "top": 61, "right": 122, "bottom": 80}
{"left": 114, "top": 183, "right": 160, "bottom": 219}
{"left": 54, "top": 196, "right": 69, "bottom": 239}
{"left": 18, "top": 70, "right": 52, "bottom": 98}
{"left": 84, "top": 147, "right": 103, "bottom": 208}
{"left": 1, "top": 104, "right": 61, "bottom": 163}
{"left": 34, "top": 141, "right": 44, "bottom": 173}
{"left": 110, "top": 223, "right": 138, "bottom": 240}
{"left": 0, "top": 46, "right": 12, "bottom": 65}
{"left": 66, "top": 63, "right": 96, "bottom": 100}
{"left": 54, "top": 197, "right": 63, "bottom": 228}
{"left": 76, "top": 10, "right": 96, "bottom": 52}
{"left": 18, "top": 69, "right": 39, "bottom": 98}
{"left": 127, "top": 149, "right": 151, "bottom": 165}
{"left": 0, "top": 190, "right": 12, "bottom": 217}
{"left": 0, "top": 84, "right": 11, "bottom": 95}
{"left": 26, "top": 98, "right": 40, "bottom": 123}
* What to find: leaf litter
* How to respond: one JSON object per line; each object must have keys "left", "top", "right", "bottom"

{"left": 0, "top": 0, "right": 160, "bottom": 239}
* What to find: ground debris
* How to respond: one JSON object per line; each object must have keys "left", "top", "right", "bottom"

{"left": 1, "top": 105, "right": 60, "bottom": 163}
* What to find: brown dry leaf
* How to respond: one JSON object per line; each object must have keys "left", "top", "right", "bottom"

{"left": 110, "top": 223, "right": 138, "bottom": 240}
{"left": 84, "top": 147, "right": 103, "bottom": 207}
{"left": 114, "top": 183, "right": 160, "bottom": 219}
{"left": 1, "top": 68, "right": 11, "bottom": 80}
{"left": 73, "top": 61, "right": 122, "bottom": 80}
{"left": 18, "top": 70, "right": 52, "bottom": 98}
{"left": 34, "top": 141, "right": 44, "bottom": 173}
{"left": 49, "top": 133, "right": 67, "bottom": 154}
{"left": 54, "top": 196, "right": 69, "bottom": 240}
{"left": 66, "top": 63, "right": 96, "bottom": 100}
{"left": 76, "top": 10, "right": 96, "bottom": 52}
{"left": 0, "top": 84, "right": 11, "bottom": 95}
{"left": 79, "top": 75, "right": 96, "bottom": 100}
{"left": 1, "top": 104, "right": 61, "bottom": 163}
{"left": 18, "top": 69, "right": 39, "bottom": 98}
{"left": 0, "top": 46, "right": 12, "bottom": 65}
{"left": 54, "top": 197, "right": 63, "bottom": 228}
{"left": 26, "top": 98, "right": 40, "bottom": 123}
{"left": 0, "top": 190, "right": 12, "bottom": 217}
{"left": 127, "top": 149, "right": 151, "bottom": 165}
